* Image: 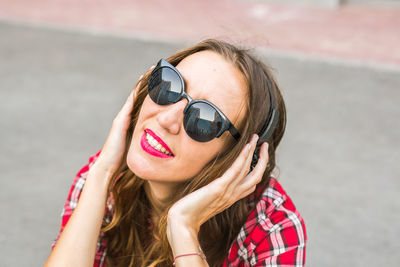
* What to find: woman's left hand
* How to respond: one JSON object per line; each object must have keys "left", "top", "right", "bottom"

{"left": 167, "top": 134, "right": 269, "bottom": 234}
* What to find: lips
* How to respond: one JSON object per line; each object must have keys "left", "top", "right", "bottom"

{"left": 145, "top": 128, "right": 174, "bottom": 155}
{"left": 140, "top": 128, "right": 174, "bottom": 158}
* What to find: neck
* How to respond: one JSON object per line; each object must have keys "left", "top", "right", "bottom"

{"left": 144, "top": 180, "right": 181, "bottom": 216}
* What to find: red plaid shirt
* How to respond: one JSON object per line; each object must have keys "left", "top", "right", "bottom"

{"left": 52, "top": 151, "right": 307, "bottom": 266}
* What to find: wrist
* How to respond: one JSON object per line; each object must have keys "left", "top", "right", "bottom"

{"left": 88, "top": 162, "right": 115, "bottom": 187}
{"left": 166, "top": 222, "right": 207, "bottom": 266}
{"left": 167, "top": 215, "right": 198, "bottom": 240}
{"left": 167, "top": 219, "right": 198, "bottom": 248}
{"left": 173, "top": 247, "right": 207, "bottom": 266}
{"left": 167, "top": 207, "right": 201, "bottom": 233}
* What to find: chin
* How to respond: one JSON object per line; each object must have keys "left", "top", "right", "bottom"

{"left": 126, "top": 144, "right": 171, "bottom": 183}
{"left": 126, "top": 145, "right": 152, "bottom": 180}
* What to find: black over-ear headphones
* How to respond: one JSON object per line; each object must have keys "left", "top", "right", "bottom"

{"left": 250, "top": 77, "right": 280, "bottom": 170}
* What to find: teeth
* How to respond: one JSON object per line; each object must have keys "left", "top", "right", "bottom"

{"left": 146, "top": 133, "right": 173, "bottom": 156}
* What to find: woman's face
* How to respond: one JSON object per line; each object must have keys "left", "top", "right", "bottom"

{"left": 127, "top": 50, "right": 247, "bottom": 184}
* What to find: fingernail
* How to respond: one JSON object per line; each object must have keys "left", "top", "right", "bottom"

{"left": 264, "top": 142, "right": 269, "bottom": 151}
{"left": 252, "top": 134, "right": 259, "bottom": 143}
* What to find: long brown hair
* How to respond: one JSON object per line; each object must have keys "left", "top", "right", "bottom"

{"left": 101, "top": 39, "right": 287, "bottom": 267}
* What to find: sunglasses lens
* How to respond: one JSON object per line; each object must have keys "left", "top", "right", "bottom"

{"left": 148, "top": 67, "right": 182, "bottom": 105}
{"left": 184, "top": 102, "right": 223, "bottom": 142}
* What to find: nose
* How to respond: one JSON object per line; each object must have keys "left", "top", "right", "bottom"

{"left": 156, "top": 99, "right": 188, "bottom": 135}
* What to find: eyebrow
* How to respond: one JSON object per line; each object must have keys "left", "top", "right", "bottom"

{"left": 181, "top": 74, "right": 199, "bottom": 98}
{"left": 180, "top": 73, "right": 216, "bottom": 104}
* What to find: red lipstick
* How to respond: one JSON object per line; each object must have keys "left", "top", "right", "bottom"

{"left": 140, "top": 129, "right": 174, "bottom": 158}
{"left": 145, "top": 128, "right": 174, "bottom": 154}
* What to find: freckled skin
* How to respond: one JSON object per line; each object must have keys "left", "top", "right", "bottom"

{"left": 126, "top": 51, "right": 248, "bottom": 203}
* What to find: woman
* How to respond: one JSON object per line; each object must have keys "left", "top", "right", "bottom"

{"left": 45, "top": 39, "right": 307, "bottom": 267}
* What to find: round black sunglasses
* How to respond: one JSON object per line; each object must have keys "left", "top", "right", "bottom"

{"left": 147, "top": 58, "right": 241, "bottom": 143}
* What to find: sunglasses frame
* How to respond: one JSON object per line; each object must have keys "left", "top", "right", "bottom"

{"left": 149, "top": 58, "right": 241, "bottom": 142}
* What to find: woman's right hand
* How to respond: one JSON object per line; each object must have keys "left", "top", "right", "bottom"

{"left": 94, "top": 77, "right": 142, "bottom": 175}
{"left": 92, "top": 74, "right": 144, "bottom": 176}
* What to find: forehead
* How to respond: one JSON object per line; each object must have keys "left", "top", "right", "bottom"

{"left": 175, "top": 50, "right": 248, "bottom": 125}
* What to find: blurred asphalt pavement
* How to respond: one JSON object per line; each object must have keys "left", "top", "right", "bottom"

{"left": 1, "top": 14, "right": 400, "bottom": 267}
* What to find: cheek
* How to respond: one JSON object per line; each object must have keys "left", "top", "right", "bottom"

{"left": 131, "top": 96, "right": 159, "bottom": 133}
{"left": 126, "top": 132, "right": 150, "bottom": 179}
{"left": 125, "top": 97, "right": 157, "bottom": 176}
{"left": 179, "top": 139, "right": 224, "bottom": 172}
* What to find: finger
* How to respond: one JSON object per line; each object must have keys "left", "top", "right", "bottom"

{"left": 132, "top": 77, "right": 143, "bottom": 98}
{"left": 238, "top": 134, "right": 259, "bottom": 180}
{"left": 115, "top": 80, "right": 142, "bottom": 119}
{"left": 132, "top": 65, "right": 155, "bottom": 97}
{"left": 144, "top": 65, "right": 156, "bottom": 77}
{"left": 131, "top": 79, "right": 143, "bottom": 102}
{"left": 217, "top": 141, "right": 252, "bottom": 186}
{"left": 218, "top": 134, "right": 258, "bottom": 198}
{"left": 135, "top": 64, "right": 154, "bottom": 87}
{"left": 230, "top": 134, "right": 259, "bottom": 187}
{"left": 238, "top": 142, "right": 269, "bottom": 197}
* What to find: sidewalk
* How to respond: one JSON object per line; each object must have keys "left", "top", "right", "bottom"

{"left": 0, "top": 0, "right": 399, "bottom": 67}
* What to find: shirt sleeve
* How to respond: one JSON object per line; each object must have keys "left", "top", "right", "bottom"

{"left": 251, "top": 212, "right": 307, "bottom": 266}
{"left": 250, "top": 184, "right": 307, "bottom": 266}
{"left": 223, "top": 180, "right": 307, "bottom": 267}
{"left": 51, "top": 150, "right": 102, "bottom": 250}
